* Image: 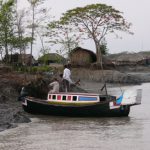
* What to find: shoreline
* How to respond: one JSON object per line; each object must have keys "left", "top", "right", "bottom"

{"left": 0, "top": 67, "right": 149, "bottom": 132}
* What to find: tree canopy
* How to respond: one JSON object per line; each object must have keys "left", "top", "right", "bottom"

{"left": 47, "top": 21, "right": 81, "bottom": 57}
{"left": 0, "top": 0, "right": 15, "bottom": 62}
{"left": 0, "top": 0, "right": 32, "bottom": 62}
{"left": 60, "top": 3, "right": 132, "bottom": 65}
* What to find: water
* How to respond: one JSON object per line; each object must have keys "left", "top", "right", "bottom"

{"left": 0, "top": 83, "right": 150, "bottom": 150}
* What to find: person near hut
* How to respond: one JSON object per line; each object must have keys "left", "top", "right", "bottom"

{"left": 63, "top": 64, "right": 73, "bottom": 92}
{"left": 48, "top": 78, "right": 60, "bottom": 93}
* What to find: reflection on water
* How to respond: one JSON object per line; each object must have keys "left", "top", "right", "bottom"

{"left": 0, "top": 83, "right": 150, "bottom": 150}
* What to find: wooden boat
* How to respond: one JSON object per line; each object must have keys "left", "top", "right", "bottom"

{"left": 22, "top": 89, "right": 142, "bottom": 117}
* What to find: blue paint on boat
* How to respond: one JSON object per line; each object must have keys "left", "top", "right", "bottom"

{"left": 78, "top": 96, "right": 97, "bottom": 101}
{"left": 116, "top": 95, "right": 123, "bottom": 105}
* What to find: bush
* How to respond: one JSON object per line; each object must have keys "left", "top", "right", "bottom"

{"left": 31, "top": 66, "right": 52, "bottom": 73}
{"left": 13, "top": 65, "right": 53, "bottom": 74}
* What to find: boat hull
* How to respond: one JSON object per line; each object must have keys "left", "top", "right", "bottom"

{"left": 22, "top": 97, "right": 130, "bottom": 117}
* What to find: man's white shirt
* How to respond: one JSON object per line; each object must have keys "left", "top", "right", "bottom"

{"left": 63, "top": 68, "right": 73, "bottom": 83}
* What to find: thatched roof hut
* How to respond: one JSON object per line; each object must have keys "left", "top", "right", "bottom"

{"left": 90, "top": 55, "right": 114, "bottom": 69}
{"left": 108, "top": 52, "right": 146, "bottom": 66}
{"left": 4, "top": 53, "right": 36, "bottom": 66}
{"left": 70, "top": 47, "right": 96, "bottom": 67}
{"left": 38, "top": 53, "right": 66, "bottom": 65}
{"left": 20, "top": 54, "right": 36, "bottom": 65}
{"left": 138, "top": 51, "right": 150, "bottom": 58}
{"left": 137, "top": 51, "right": 150, "bottom": 65}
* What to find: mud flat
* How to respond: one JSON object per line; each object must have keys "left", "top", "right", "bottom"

{"left": 0, "top": 68, "right": 32, "bottom": 132}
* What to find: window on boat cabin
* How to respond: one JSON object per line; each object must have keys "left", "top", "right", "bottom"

{"left": 62, "top": 96, "right": 66, "bottom": 101}
{"left": 100, "top": 96, "right": 108, "bottom": 102}
{"left": 67, "top": 96, "right": 72, "bottom": 101}
{"left": 52, "top": 95, "right": 56, "bottom": 100}
{"left": 57, "top": 95, "right": 61, "bottom": 100}
{"left": 49, "top": 95, "right": 51, "bottom": 99}
{"left": 73, "top": 96, "right": 77, "bottom": 101}
{"left": 100, "top": 96, "right": 106, "bottom": 102}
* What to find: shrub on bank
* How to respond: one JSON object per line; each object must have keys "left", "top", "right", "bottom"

{"left": 13, "top": 65, "right": 53, "bottom": 74}
{"left": 31, "top": 66, "right": 52, "bottom": 73}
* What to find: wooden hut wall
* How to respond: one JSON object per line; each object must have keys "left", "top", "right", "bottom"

{"left": 71, "top": 50, "right": 94, "bottom": 67}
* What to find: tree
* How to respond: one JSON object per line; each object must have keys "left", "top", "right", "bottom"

{"left": 27, "top": 0, "right": 39, "bottom": 65}
{"left": 0, "top": 0, "right": 32, "bottom": 63}
{"left": 0, "top": 0, "right": 15, "bottom": 62}
{"left": 0, "top": 45, "right": 3, "bottom": 60}
{"left": 100, "top": 39, "right": 108, "bottom": 55}
{"left": 13, "top": 0, "right": 32, "bottom": 56}
{"left": 47, "top": 21, "right": 82, "bottom": 58}
{"left": 60, "top": 3, "right": 132, "bottom": 67}
{"left": 27, "top": 0, "right": 49, "bottom": 65}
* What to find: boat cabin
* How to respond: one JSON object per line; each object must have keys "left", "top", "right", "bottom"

{"left": 47, "top": 93, "right": 100, "bottom": 104}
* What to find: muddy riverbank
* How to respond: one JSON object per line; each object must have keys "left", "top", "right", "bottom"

{"left": 0, "top": 69, "right": 30, "bottom": 131}
{"left": 72, "top": 68, "right": 150, "bottom": 84}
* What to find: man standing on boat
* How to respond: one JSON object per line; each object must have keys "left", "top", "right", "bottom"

{"left": 63, "top": 64, "right": 73, "bottom": 92}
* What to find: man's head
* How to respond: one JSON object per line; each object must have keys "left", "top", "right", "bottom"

{"left": 64, "top": 64, "right": 71, "bottom": 69}
{"left": 64, "top": 64, "right": 68, "bottom": 68}
{"left": 53, "top": 77, "right": 58, "bottom": 81}
{"left": 67, "top": 63, "right": 71, "bottom": 69}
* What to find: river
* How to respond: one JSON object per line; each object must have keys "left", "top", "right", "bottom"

{"left": 0, "top": 83, "right": 150, "bottom": 150}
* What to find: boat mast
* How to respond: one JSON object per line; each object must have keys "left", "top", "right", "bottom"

{"left": 98, "top": 43, "right": 108, "bottom": 96}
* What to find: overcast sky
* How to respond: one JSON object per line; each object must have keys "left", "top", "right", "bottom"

{"left": 19, "top": 0, "right": 150, "bottom": 57}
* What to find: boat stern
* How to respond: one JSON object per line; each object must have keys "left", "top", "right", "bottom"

{"left": 120, "top": 89, "right": 142, "bottom": 106}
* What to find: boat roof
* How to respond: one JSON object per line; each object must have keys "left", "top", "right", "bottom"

{"left": 48, "top": 92, "right": 101, "bottom": 96}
